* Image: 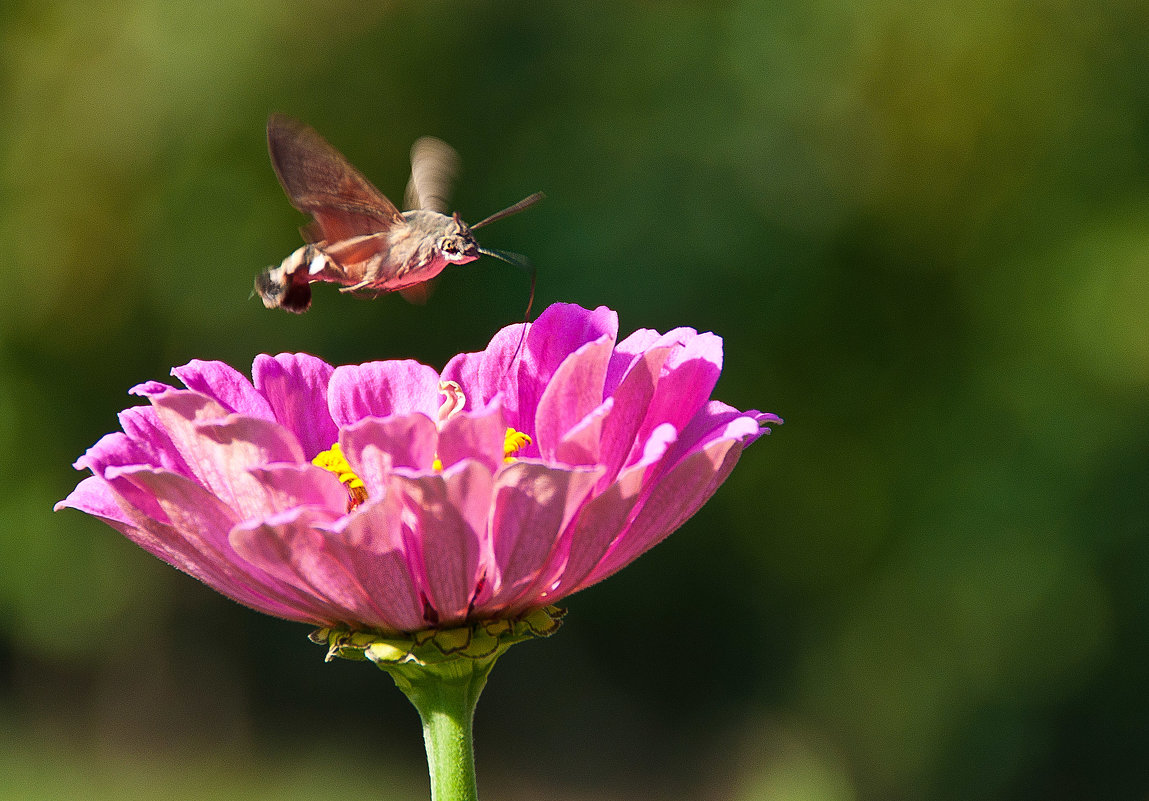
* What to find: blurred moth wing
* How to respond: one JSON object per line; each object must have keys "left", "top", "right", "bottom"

{"left": 267, "top": 113, "right": 404, "bottom": 240}
{"left": 405, "top": 136, "right": 460, "bottom": 214}
{"left": 396, "top": 136, "right": 464, "bottom": 304}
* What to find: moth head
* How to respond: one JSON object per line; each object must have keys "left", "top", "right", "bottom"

{"left": 438, "top": 211, "right": 480, "bottom": 264}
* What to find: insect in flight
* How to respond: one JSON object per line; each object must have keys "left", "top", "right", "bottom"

{"left": 256, "top": 114, "right": 542, "bottom": 313}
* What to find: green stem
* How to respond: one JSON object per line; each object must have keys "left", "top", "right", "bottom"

{"left": 389, "top": 657, "right": 496, "bottom": 801}
{"left": 314, "top": 609, "right": 564, "bottom": 800}
{"left": 419, "top": 688, "right": 478, "bottom": 801}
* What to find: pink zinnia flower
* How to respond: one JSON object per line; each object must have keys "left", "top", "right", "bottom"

{"left": 57, "top": 303, "right": 779, "bottom": 633}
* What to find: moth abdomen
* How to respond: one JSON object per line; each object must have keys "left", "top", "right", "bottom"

{"left": 254, "top": 268, "right": 312, "bottom": 313}
{"left": 255, "top": 245, "right": 319, "bottom": 313}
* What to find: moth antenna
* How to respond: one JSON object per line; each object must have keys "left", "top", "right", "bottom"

{"left": 471, "top": 192, "right": 545, "bottom": 230}
{"left": 479, "top": 247, "right": 537, "bottom": 373}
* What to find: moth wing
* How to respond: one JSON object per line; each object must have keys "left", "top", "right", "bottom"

{"left": 322, "top": 233, "right": 391, "bottom": 266}
{"left": 268, "top": 114, "right": 406, "bottom": 242}
{"left": 404, "top": 136, "right": 459, "bottom": 213}
{"left": 299, "top": 219, "right": 325, "bottom": 244}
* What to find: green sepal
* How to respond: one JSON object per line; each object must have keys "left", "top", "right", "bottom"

{"left": 309, "top": 605, "right": 566, "bottom": 667}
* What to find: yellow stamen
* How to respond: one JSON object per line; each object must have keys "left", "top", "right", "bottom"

{"left": 312, "top": 443, "right": 367, "bottom": 510}
{"left": 504, "top": 428, "right": 531, "bottom": 462}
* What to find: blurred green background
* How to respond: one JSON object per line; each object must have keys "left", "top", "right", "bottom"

{"left": 3, "top": 1, "right": 1148, "bottom": 799}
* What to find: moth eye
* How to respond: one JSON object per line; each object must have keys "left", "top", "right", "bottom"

{"left": 443, "top": 240, "right": 458, "bottom": 254}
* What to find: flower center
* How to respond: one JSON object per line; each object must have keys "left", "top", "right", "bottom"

{"left": 315, "top": 383, "right": 533, "bottom": 510}
{"left": 428, "top": 429, "right": 531, "bottom": 472}
{"left": 432, "top": 380, "right": 532, "bottom": 468}
{"left": 312, "top": 443, "right": 368, "bottom": 511}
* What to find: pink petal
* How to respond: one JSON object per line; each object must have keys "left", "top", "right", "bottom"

{"left": 628, "top": 332, "right": 723, "bottom": 463}
{"left": 534, "top": 334, "right": 613, "bottom": 462}
{"left": 108, "top": 464, "right": 239, "bottom": 549}
{"left": 660, "top": 402, "right": 768, "bottom": 476}
{"left": 130, "top": 380, "right": 175, "bottom": 398}
{"left": 554, "top": 398, "right": 612, "bottom": 467}
{"left": 507, "top": 458, "right": 648, "bottom": 613}
{"left": 171, "top": 359, "right": 274, "bottom": 420}
{"left": 230, "top": 506, "right": 389, "bottom": 627}
{"left": 252, "top": 353, "right": 338, "bottom": 460}
{"left": 756, "top": 411, "right": 785, "bottom": 429}
{"left": 74, "top": 432, "right": 167, "bottom": 521}
{"left": 440, "top": 324, "right": 527, "bottom": 414}
{"left": 445, "top": 305, "right": 619, "bottom": 436}
{"left": 108, "top": 466, "right": 332, "bottom": 622}
{"left": 388, "top": 462, "right": 491, "bottom": 624}
{"left": 330, "top": 496, "right": 424, "bottom": 630}
{"left": 500, "top": 425, "right": 678, "bottom": 612}
{"left": 150, "top": 391, "right": 306, "bottom": 516}
{"left": 603, "top": 326, "right": 696, "bottom": 395}
{"left": 74, "top": 430, "right": 145, "bottom": 475}
{"left": 527, "top": 422, "right": 679, "bottom": 607}
{"left": 578, "top": 434, "right": 746, "bottom": 589}
{"left": 511, "top": 305, "right": 618, "bottom": 436}
{"left": 479, "top": 461, "right": 601, "bottom": 610}
{"left": 339, "top": 414, "right": 438, "bottom": 497}
{"left": 233, "top": 505, "right": 420, "bottom": 632}
{"left": 54, "top": 475, "right": 135, "bottom": 527}
{"left": 596, "top": 344, "right": 676, "bottom": 481}
{"left": 245, "top": 464, "right": 350, "bottom": 517}
{"left": 190, "top": 419, "right": 308, "bottom": 517}
{"left": 441, "top": 461, "right": 497, "bottom": 553}
{"left": 117, "top": 405, "right": 193, "bottom": 478}
{"left": 436, "top": 397, "right": 508, "bottom": 474}
{"left": 328, "top": 360, "right": 442, "bottom": 428}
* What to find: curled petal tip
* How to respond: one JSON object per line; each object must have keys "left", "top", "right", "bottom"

{"left": 129, "top": 380, "right": 173, "bottom": 398}
{"left": 755, "top": 411, "right": 784, "bottom": 431}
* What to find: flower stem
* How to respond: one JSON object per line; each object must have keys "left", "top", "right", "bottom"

{"left": 419, "top": 689, "right": 479, "bottom": 801}
{"left": 312, "top": 611, "right": 565, "bottom": 800}
{"left": 389, "top": 657, "right": 497, "bottom": 801}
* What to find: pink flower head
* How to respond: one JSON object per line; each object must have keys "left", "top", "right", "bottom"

{"left": 57, "top": 303, "right": 780, "bottom": 633}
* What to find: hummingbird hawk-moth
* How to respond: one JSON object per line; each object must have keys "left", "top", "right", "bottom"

{"left": 257, "top": 114, "right": 542, "bottom": 313}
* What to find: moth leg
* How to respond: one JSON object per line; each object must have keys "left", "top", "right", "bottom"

{"left": 340, "top": 278, "right": 378, "bottom": 293}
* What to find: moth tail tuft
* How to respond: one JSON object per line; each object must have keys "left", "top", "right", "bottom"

{"left": 255, "top": 247, "right": 315, "bottom": 313}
